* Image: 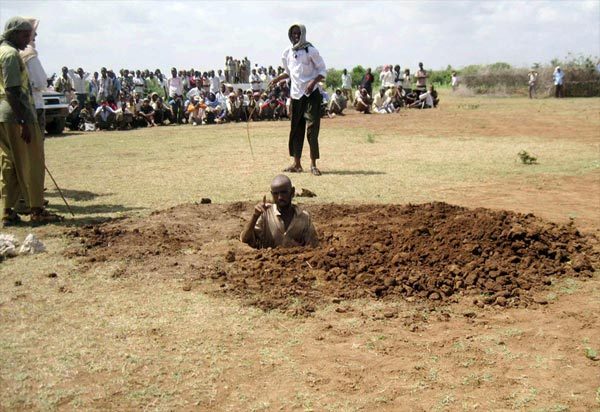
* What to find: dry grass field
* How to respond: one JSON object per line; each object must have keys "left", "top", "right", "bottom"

{"left": 1, "top": 91, "right": 599, "bottom": 411}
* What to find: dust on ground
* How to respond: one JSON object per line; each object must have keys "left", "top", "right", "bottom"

{"left": 67, "top": 201, "right": 598, "bottom": 315}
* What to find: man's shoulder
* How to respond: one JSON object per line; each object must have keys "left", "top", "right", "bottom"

{"left": 293, "top": 205, "right": 312, "bottom": 219}
{"left": 0, "top": 43, "right": 19, "bottom": 61}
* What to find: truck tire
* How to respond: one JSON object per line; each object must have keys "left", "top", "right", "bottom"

{"left": 46, "top": 118, "right": 65, "bottom": 135}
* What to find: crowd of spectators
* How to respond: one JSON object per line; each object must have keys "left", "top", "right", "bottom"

{"left": 50, "top": 58, "right": 439, "bottom": 131}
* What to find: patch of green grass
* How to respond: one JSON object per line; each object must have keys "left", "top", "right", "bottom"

{"left": 366, "top": 133, "right": 376, "bottom": 143}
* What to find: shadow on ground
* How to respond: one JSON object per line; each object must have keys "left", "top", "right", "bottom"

{"left": 323, "top": 170, "right": 385, "bottom": 176}
{"left": 45, "top": 189, "right": 110, "bottom": 202}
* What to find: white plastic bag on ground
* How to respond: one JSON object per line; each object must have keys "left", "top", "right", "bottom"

{"left": 18, "top": 234, "right": 46, "bottom": 255}
{"left": 0, "top": 234, "right": 19, "bottom": 257}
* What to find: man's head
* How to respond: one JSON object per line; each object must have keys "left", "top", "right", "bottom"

{"left": 270, "top": 175, "right": 294, "bottom": 210}
{"left": 288, "top": 24, "right": 304, "bottom": 45}
{"left": 171, "top": 67, "right": 177, "bottom": 77}
{"left": 77, "top": 67, "right": 84, "bottom": 76}
{"left": 2, "top": 17, "right": 33, "bottom": 50}
{"left": 62, "top": 66, "right": 68, "bottom": 75}
{"left": 418, "top": 62, "right": 424, "bottom": 69}
{"left": 379, "top": 88, "right": 386, "bottom": 97}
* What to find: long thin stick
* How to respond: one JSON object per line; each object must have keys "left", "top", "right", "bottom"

{"left": 245, "top": 105, "right": 255, "bottom": 160}
{"left": 45, "top": 165, "right": 74, "bottom": 217}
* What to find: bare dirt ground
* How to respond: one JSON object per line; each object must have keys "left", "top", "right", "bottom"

{"left": 1, "top": 96, "right": 599, "bottom": 411}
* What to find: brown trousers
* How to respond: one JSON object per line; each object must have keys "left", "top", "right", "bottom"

{"left": 0, "top": 122, "right": 45, "bottom": 209}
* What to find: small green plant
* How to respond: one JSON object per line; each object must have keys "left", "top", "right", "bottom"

{"left": 518, "top": 150, "right": 538, "bottom": 164}
{"left": 366, "top": 133, "right": 376, "bottom": 143}
{"left": 585, "top": 347, "right": 598, "bottom": 360}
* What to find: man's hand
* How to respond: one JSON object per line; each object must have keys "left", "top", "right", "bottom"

{"left": 305, "top": 80, "right": 316, "bottom": 95}
{"left": 20, "top": 124, "right": 31, "bottom": 144}
{"left": 253, "top": 195, "right": 271, "bottom": 219}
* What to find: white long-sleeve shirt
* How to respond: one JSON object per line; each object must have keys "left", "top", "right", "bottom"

{"left": 341, "top": 73, "right": 352, "bottom": 89}
{"left": 282, "top": 45, "right": 326, "bottom": 99}
{"left": 26, "top": 56, "right": 48, "bottom": 109}
{"left": 68, "top": 70, "right": 90, "bottom": 94}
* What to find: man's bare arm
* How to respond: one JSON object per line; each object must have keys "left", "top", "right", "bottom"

{"left": 240, "top": 196, "right": 270, "bottom": 247}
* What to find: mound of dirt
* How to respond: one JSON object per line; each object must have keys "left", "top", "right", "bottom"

{"left": 67, "top": 202, "right": 598, "bottom": 314}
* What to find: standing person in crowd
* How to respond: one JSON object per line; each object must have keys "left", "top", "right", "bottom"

{"left": 415, "top": 62, "right": 427, "bottom": 95}
{"left": 209, "top": 70, "right": 220, "bottom": 94}
{"left": 361, "top": 67, "right": 374, "bottom": 97}
{"left": 89, "top": 71, "right": 99, "bottom": 100}
{"left": 133, "top": 70, "right": 145, "bottom": 96}
{"left": 19, "top": 18, "right": 47, "bottom": 132}
{"left": 0, "top": 17, "right": 62, "bottom": 226}
{"left": 402, "top": 68, "right": 412, "bottom": 95}
{"left": 69, "top": 67, "right": 90, "bottom": 108}
{"left": 54, "top": 66, "right": 74, "bottom": 101}
{"left": 145, "top": 71, "right": 161, "bottom": 98}
{"left": 227, "top": 56, "right": 236, "bottom": 83}
{"left": 528, "top": 70, "right": 538, "bottom": 99}
{"left": 269, "top": 24, "right": 326, "bottom": 176}
{"left": 167, "top": 67, "right": 184, "bottom": 123}
{"left": 393, "top": 65, "right": 402, "bottom": 88}
{"left": 553, "top": 66, "right": 564, "bottom": 98}
{"left": 250, "top": 68, "right": 262, "bottom": 92}
{"left": 217, "top": 69, "right": 225, "bottom": 85}
{"left": 341, "top": 68, "right": 353, "bottom": 103}
{"left": 379, "top": 65, "right": 395, "bottom": 90}
{"left": 451, "top": 71, "right": 459, "bottom": 92}
{"left": 97, "top": 67, "right": 113, "bottom": 101}
{"left": 108, "top": 70, "right": 120, "bottom": 100}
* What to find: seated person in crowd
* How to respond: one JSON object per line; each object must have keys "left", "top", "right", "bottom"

{"left": 226, "top": 92, "right": 243, "bottom": 122}
{"left": 240, "top": 175, "right": 319, "bottom": 249}
{"left": 327, "top": 88, "right": 347, "bottom": 117}
{"left": 259, "top": 96, "right": 286, "bottom": 120}
{"left": 153, "top": 97, "right": 173, "bottom": 125}
{"left": 115, "top": 101, "right": 134, "bottom": 130}
{"left": 372, "top": 88, "right": 395, "bottom": 114}
{"left": 187, "top": 96, "right": 207, "bottom": 125}
{"left": 66, "top": 99, "right": 81, "bottom": 130}
{"left": 354, "top": 88, "right": 373, "bottom": 114}
{"left": 79, "top": 102, "right": 96, "bottom": 131}
{"left": 246, "top": 91, "right": 260, "bottom": 121}
{"left": 94, "top": 101, "right": 117, "bottom": 129}
{"left": 409, "top": 85, "right": 436, "bottom": 109}
{"left": 205, "top": 92, "right": 224, "bottom": 124}
{"left": 137, "top": 98, "right": 157, "bottom": 126}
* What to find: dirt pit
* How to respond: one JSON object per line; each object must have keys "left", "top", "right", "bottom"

{"left": 67, "top": 202, "right": 598, "bottom": 314}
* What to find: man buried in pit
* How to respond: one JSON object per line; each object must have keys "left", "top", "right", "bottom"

{"left": 240, "top": 175, "right": 319, "bottom": 249}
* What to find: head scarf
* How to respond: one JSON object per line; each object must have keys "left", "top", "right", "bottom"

{"left": 0, "top": 17, "right": 33, "bottom": 46}
{"left": 19, "top": 18, "right": 39, "bottom": 63}
{"left": 288, "top": 24, "right": 313, "bottom": 51}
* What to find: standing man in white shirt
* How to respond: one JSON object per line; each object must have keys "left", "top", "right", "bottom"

{"left": 341, "top": 68, "right": 353, "bottom": 104}
{"left": 269, "top": 24, "right": 326, "bottom": 176}
{"left": 167, "top": 67, "right": 184, "bottom": 123}
{"left": 68, "top": 67, "right": 89, "bottom": 109}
